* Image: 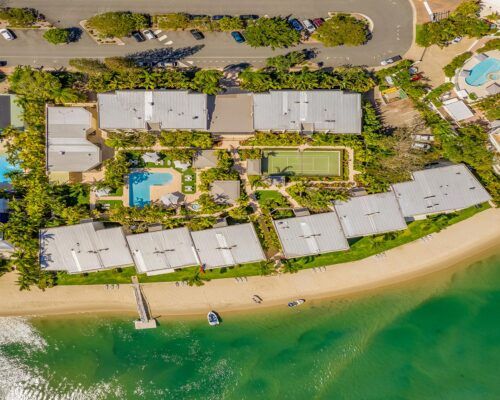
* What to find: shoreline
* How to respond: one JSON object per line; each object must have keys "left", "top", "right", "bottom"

{"left": 0, "top": 208, "right": 499, "bottom": 319}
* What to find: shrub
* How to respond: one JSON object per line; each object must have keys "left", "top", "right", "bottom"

{"left": 217, "top": 16, "right": 244, "bottom": 31}
{"left": 443, "top": 51, "right": 472, "bottom": 77}
{"left": 244, "top": 17, "right": 301, "bottom": 49}
{"left": 69, "top": 58, "right": 110, "bottom": 75}
{"left": 87, "top": 12, "right": 149, "bottom": 38}
{"left": 156, "top": 13, "right": 190, "bottom": 30}
{"left": 103, "top": 57, "right": 139, "bottom": 72}
{"left": 477, "top": 38, "right": 500, "bottom": 53}
{"left": 313, "top": 14, "right": 368, "bottom": 47}
{"left": 475, "top": 94, "right": 500, "bottom": 121}
{"left": 190, "top": 70, "right": 223, "bottom": 95}
{"left": 0, "top": 8, "right": 37, "bottom": 27}
{"left": 425, "top": 82, "right": 455, "bottom": 106}
{"left": 43, "top": 28, "right": 70, "bottom": 45}
{"left": 266, "top": 51, "right": 306, "bottom": 71}
{"left": 159, "top": 131, "right": 213, "bottom": 148}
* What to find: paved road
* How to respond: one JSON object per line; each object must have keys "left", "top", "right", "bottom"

{"left": 0, "top": 0, "right": 413, "bottom": 68}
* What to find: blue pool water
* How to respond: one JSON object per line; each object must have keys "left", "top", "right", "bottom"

{"left": 129, "top": 171, "right": 173, "bottom": 207}
{"left": 0, "top": 154, "right": 18, "bottom": 184}
{"left": 465, "top": 57, "right": 500, "bottom": 86}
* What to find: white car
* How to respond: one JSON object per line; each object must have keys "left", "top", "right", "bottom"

{"left": 302, "top": 19, "right": 316, "bottom": 33}
{"left": 451, "top": 36, "right": 462, "bottom": 44}
{"left": 0, "top": 29, "right": 14, "bottom": 41}
{"left": 411, "top": 142, "right": 431, "bottom": 151}
{"left": 143, "top": 30, "right": 156, "bottom": 40}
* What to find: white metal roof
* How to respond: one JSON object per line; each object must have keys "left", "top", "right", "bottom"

{"left": 334, "top": 192, "right": 407, "bottom": 237}
{"left": 273, "top": 212, "right": 349, "bottom": 258}
{"left": 191, "top": 223, "right": 265, "bottom": 269}
{"left": 443, "top": 100, "right": 474, "bottom": 121}
{"left": 46, "top": 107, "right": 101, "bottom": 172}
{"left": 98, "top": 90, "right": 208, "bottom": 130}
{"left": 253, "top": 90, "right": 362, "bottom": 133}
{"left": 391, "top": 164, "right": 491, "bottom": 218}
{"left": 39, "top": 222, "right": 133, "bottom": 273}
{"left": 126, "top": 227, "right": 198, "bottom": 275}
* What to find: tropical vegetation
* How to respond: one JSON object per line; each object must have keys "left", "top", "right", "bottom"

{"left": 443, "top": 51, "right": 472, "bottom": 77}
{"left": 0, "top": 7, "right": 38, "bottom": 27}
{"left": 475, "top": 94, "right": 500, "bottom": 121}
{"left": 243, "top": 17, "right": 301, "bottom": 49}
{"left": 43, "top": 28, "right": 71, "bottom": 45}
{"left": 87, "top": 12, "right": 149, "bottom": 38}
{"left": 313, "top": 14, "right": 368, "bottom": 47}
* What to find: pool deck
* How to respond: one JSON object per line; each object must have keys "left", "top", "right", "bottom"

{"left": 456, "top": 50, "right": 500, "bottom": 99}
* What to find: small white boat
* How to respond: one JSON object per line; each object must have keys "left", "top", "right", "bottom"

{"left": 207, "top": 311, "right": 220, "bottom": 326}
{"left": 288, "top": 299, "right": 305, "bottom": 308}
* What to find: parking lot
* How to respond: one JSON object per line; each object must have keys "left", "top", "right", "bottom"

{"left": 0, "top": 0, "right": 413, "bottom": 68}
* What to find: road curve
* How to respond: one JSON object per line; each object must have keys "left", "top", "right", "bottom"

{"left": 0, "top": 0, "right": 413, "bottom": 68}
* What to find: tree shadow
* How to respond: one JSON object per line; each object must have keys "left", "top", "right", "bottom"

{"left": 68, "top": 27, "right": 83, "bottom": 43}
{"left": 127, "top": 45, "right": 205, "bottom": 66}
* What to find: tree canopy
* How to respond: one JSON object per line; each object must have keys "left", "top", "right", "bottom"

{"left": 266, "top": 51, "right": 306, "bottom": 71}
{"left": 87, "top": 12, "right": 149, "bottom": 38}
{"left": 0, "top": 7, "right": 37, "bottom": 27}
{"left": 313, "top": 14, "right": 368, "bottom": 47}
{"left": 244, "top": 18, "right": 301, "bottom": 49}
{"left": 43, "top": 28, "right": 71, "bottom": 45}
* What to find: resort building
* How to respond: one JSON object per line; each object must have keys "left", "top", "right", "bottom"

{"left": 208, "top": 92, "right": 254, "bottom": 133}
{"left": 334, "top": 192, "right": 407, "bottom": 238}
{"left": 126, "top": 227, "right": 199, "bottom": 275}
{"left": 192, "top": 150, "right": 219, "bottom": 169}
{"left": 273, "top": 213, "right": 349, "bottom": 258}
{"left": 39, "top": 222, "right": 133, "bottom": 274}
{"left": 210, "top": 180, "right": 241, "bottom": 204}
{"left": 391, "top": 164, "right": 491, "bottom": 220}
{"left": 191, "top": 223, "right": 266, "bottom": 269}
{"left": 253, "top": 90, "right": 362, "bottom": 134}
{"left": 98, "top": 90, "right": 208, "bottom": 131}
{"left": 442, "top": 99, "right": 474, "bottom": 122}
{"left": 45, "top": 107, "right": 101, "bottom": 173}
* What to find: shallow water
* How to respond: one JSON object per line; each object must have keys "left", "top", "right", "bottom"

{"left": 1, "top": 254, "right": 499, "bottom": 399}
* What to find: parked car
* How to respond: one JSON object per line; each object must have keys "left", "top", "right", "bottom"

{"left": 156, "top": 60, "right": 178, "bottom": 68}
{"left": 190, "top": 14, "right": 209, "bottom": 19}
{"left": 302, "top": 19, "right": 316, "bottom": 33}
{"left": 231, "top": 31, "right": 245, "bottom": 43}
{"left": 450, "top": 36, "right": 462, "bottom": 44}
{"left": 410, "top": 73, "right": 423, "bottom": 81}
{"left": 289, "top": 19, "right": 304, "bottom": 32}
{"left": 312, "top": 18, "right": 325, "bottom": 28}
{"left": 131, "top": 31, "right": 145, "bottom": 42}
{"left": 212, "top": 15, "right": 230, "bottom": 20}
{"left": 143, "top": 30, "right": 156, "bottom": 40}
{"left": 380, "top": 55, "right": 402, "bottom": 66}
{"left": 0, "top": 61, "right": 7, "bottom": 66}
{"left": 414, "top": 134, "right": 435, "bottom": 142}
{"left": 239, "top": 14, "right": 259, "bottom": 20}
{"left": 190, "top": 29, "right": 205, "bottom": 40}
{"left": 0, "top": 29, "right": 15, "bottom": 41}
{"left": 411, "top": 142, "right": 431, "bottom": 151}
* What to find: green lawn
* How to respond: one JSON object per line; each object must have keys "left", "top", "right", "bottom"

{"left": 262, "top": 149, "right": 342, "bottom": 176}
{"left": 96, "top": 199, "right": 123, "bottom": 209}
{"left": 255, "top": 190, "right": 286, "bottom": 203}
{"left": 55, "top": 203, "right": 490, "bottom": 286}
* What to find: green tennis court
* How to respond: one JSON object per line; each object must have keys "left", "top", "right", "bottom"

{"left": 262, "top": 150, "right": 342, "bottom": 176}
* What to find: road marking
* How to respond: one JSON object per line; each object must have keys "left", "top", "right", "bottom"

{"left": 164, "top": 40, "right": 173, "bottom": 45}
{"left": 158, "top": 35, "right": 168, "bottom": 41}
{"left": 423, "top": 1, "right": 434, "bottom": 21}
{"left": 154, "top": 30, "right": 162, "bottom": 35}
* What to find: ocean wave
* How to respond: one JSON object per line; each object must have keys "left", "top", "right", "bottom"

{"left": 0, "top": 317, "right": 124, "bottom": 400}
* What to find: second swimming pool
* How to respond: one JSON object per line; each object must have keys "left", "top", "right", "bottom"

{"left": 129, "top": 171, "right": 173, "bottom": 207}
{"left": 465, "top": 57, "right": 500, "bottom": 86}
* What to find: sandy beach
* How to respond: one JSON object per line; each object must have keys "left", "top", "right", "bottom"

{"left": 0, "top": 208, "right": 499, "bottom": 318}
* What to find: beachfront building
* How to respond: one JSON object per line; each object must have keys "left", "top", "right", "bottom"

{"left": 391, "top": 164, "right": 491, "bottom": 220}
{"left": 273, "top": 213, "right": 349, "bottom": 259}
{"left": 97, "top": 90, "right": 208, "bottom": 131}
{"left": 191, "top": 223, "right": 266, "bottom": 269}
{"left": 253, "top": 90, "right": 362, "bottom": 134}
{"left": 126, "top": 227, "right": 199, "bottom": 275}
{"left": 334, "top": 192, "right": 407, "bottom": 238}
{"left": 45, "top": 107, "right": 101, "bottom": 173}
{"left": 39, "top": 222, "right": 133, "bottom": 274}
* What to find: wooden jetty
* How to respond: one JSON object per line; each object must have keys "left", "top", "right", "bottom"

{"left": 131, "top": 276, "right": 157, "bottom": 329}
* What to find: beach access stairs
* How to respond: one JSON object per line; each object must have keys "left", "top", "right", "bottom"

{"left": 131, "top": 276, "right": 157, "bottom": 329}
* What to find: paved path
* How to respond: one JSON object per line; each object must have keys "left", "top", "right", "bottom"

{"left": 0, "top": 0, "right": 413, "bottom": 68}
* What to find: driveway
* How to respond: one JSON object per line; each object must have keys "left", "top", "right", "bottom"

{"left": 0, "top": 0, "right": 413, "bottom": 68}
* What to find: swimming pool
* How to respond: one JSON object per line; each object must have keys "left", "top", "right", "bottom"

{"left": 129, "top": 171, "right": 173, "bottom": 207}
{"left": 0, "top": 154, "right": 18, "bottom": 185}
{"left": 465, "top": 57, "right": 500, "bottom": 86}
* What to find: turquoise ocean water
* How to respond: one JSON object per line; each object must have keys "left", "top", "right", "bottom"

{"left": 1, "top": 254, "right": 499, "bottom": 399}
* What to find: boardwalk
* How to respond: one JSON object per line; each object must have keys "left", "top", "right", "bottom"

{"left": 131, "top": 276, "right": 157, "bottom": 329}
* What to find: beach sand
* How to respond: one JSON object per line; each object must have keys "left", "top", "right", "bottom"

{"left": 0, "top": 208, "right": 499, "bottom": 318}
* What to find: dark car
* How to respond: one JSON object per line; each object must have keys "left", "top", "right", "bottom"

{"left": 231, "top": 31, "right": 245, "bottom": 43}
{"left": 0, "top": 61, "right": 7, "bottom": 67}
{"left": 212, "top": 15, "right": 230, "bottom": 21}
{"left": 239, "top": 14, "right": 259, "bottom": 20}
{"left": 289, "top": 19, "right": 304, "bottom": 32}
{"left": 190, "top": 29, "right": 205, "bottom": 40}
{"left": 132, "top": 31, "right": 145, "bottom": 42}
{"left": 312, "top": 18, "right": 325, "bottom": 28}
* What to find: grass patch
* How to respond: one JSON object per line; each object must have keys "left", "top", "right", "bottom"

{"left": 255, "top": 190, "right": 286, "bottom": 203}
{"left": 55, "top": 203, "right": 489, "bottom": 285}
{"left": 108, "top": 187, "right": 123, "bottom": 196}
{"left": 96, "top": 199, "right": 123, "bottom": 209}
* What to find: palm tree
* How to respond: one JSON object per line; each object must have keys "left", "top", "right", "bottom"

{"left": 183, "top": 269, "right": 205, "bottom": 286}
{"left": 51, "top": 87, "right": 82, "bottom": 104}
{"left": 282, "top": 260, "right": 300, "bottom": 274}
